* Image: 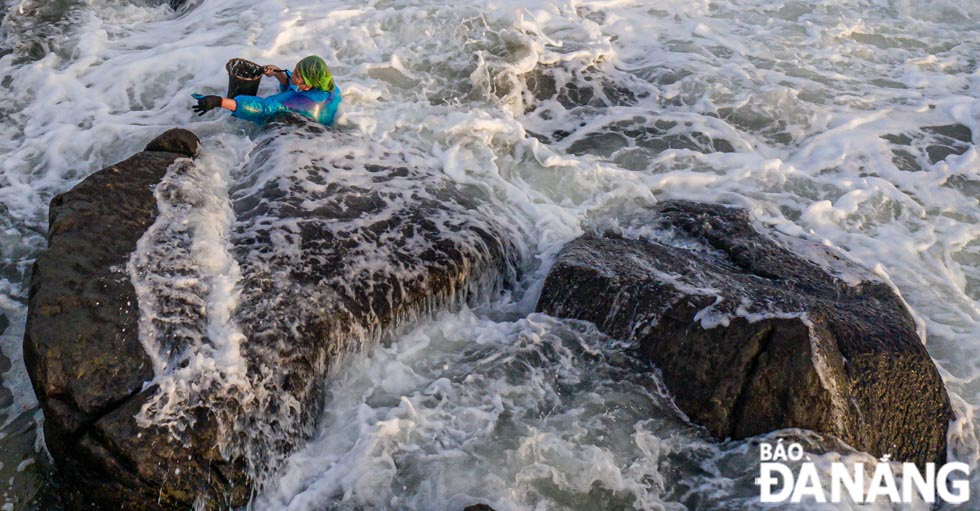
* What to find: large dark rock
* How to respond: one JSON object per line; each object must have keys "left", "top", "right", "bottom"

{"left": 537, "top": 201, "right": 951, "bottom": 466}
{"left": 25, "top": 123, "right": 519, "bottom": 509}
{"left": 22, "top": 128, "right": 245, "bottom": 510}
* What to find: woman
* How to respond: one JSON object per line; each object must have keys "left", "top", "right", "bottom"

{"left": 193, "top": 55, "right": 341, "bottom": 126}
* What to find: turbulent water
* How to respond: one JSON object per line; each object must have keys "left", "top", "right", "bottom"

{"left": 2, "top": 0, "right": 980, "bottom": 509}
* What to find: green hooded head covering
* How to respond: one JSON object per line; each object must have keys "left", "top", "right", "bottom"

{"left": 296, "top": 55, "right": 335, "bottom": 92}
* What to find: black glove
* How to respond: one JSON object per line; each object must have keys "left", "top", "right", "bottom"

{"left": 192, "top": 95, "right": 223, "bottom": 116}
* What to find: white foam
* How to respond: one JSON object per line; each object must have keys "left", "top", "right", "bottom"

{"left": 253, "top": 310, "right": 691, "bottom": 511}
{"left": 128, "top": 134, "right": 253, "bottom": 427}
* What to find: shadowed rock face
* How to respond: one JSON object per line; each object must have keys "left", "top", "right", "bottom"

{"left": 22, "top": 128, "right": 239, "bottom": 510}
{"left": 537, "top": 201, "right": 951, "bottom": 466}
{"left": 519, "top": 62, "right": 736, "bottom": 164}
{"left": 24, "top": 122, "right": 520, "bottom": 510}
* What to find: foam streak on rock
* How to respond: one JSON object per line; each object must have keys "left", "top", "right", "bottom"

{"left": 130, "top": 134, "right": 252, "bottom": 430}
{"left": 209, "top": 118, "right": 524, "bottom": 486}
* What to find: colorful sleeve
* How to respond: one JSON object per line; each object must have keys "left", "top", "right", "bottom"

{"left": 318, "top": 87, "right": 342, "bottom": 126}
{"left": 231, "top": 93, "right": 290, "bottom": 124}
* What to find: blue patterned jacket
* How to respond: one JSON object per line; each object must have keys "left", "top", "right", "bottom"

{"left": 233, "top": 71, "right": 341, "bottom": 126}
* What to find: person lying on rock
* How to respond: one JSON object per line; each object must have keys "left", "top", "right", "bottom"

{"left": 192, "top": 55, "right": 342, "bottom": 126}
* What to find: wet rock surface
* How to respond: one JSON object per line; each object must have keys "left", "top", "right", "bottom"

{"left": 517, "top": 62, "right": 741, "bottom": 163}
{"left": 563, "top": 118, "right": 735, "bottom": 157}
{"left": 24, "top": 123, "right": 519, "bottom": 509}
{"left": 143, "top": 126, "right": 200, "bottom": 157}
{"left": 171, "top": 118, "right": 521, "bottom": 492}
{"left": 537, "top": 201, "right": 951, "bottom": 466}
{"left": 882, "top": 124, "right": 973, "bottom": 171}
{"left": 524, "top": 64, "right": 640, "bottom": 112}
{"left": 22, "top": 128, "right": 243, "bottom": 510}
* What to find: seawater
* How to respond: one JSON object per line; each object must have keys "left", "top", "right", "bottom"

{"left": 1, "top": 0, "right": 980, "bottom": 509}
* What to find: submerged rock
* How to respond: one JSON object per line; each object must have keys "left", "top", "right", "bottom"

{"left": 537, "top": 201, "right": 951, "bottom": 466}
{"left": 517, "top": 62, "right": 740, "bottom": 163}
{"left": 24, "top": 123, "right": 520, "bottom": 509}
{"left": 882, "top": 124, "right": 973, "bottom": 171}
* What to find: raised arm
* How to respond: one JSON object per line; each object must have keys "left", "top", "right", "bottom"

{"left": 263, "top": 64, "right": 289, "bottom": 88}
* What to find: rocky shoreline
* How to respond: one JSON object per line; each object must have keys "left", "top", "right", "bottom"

{"left": 24, "top": 130, "right": 952, "bottom": 508}
{"left": 24, "top": 123, "right": 522, "bottom": 509}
